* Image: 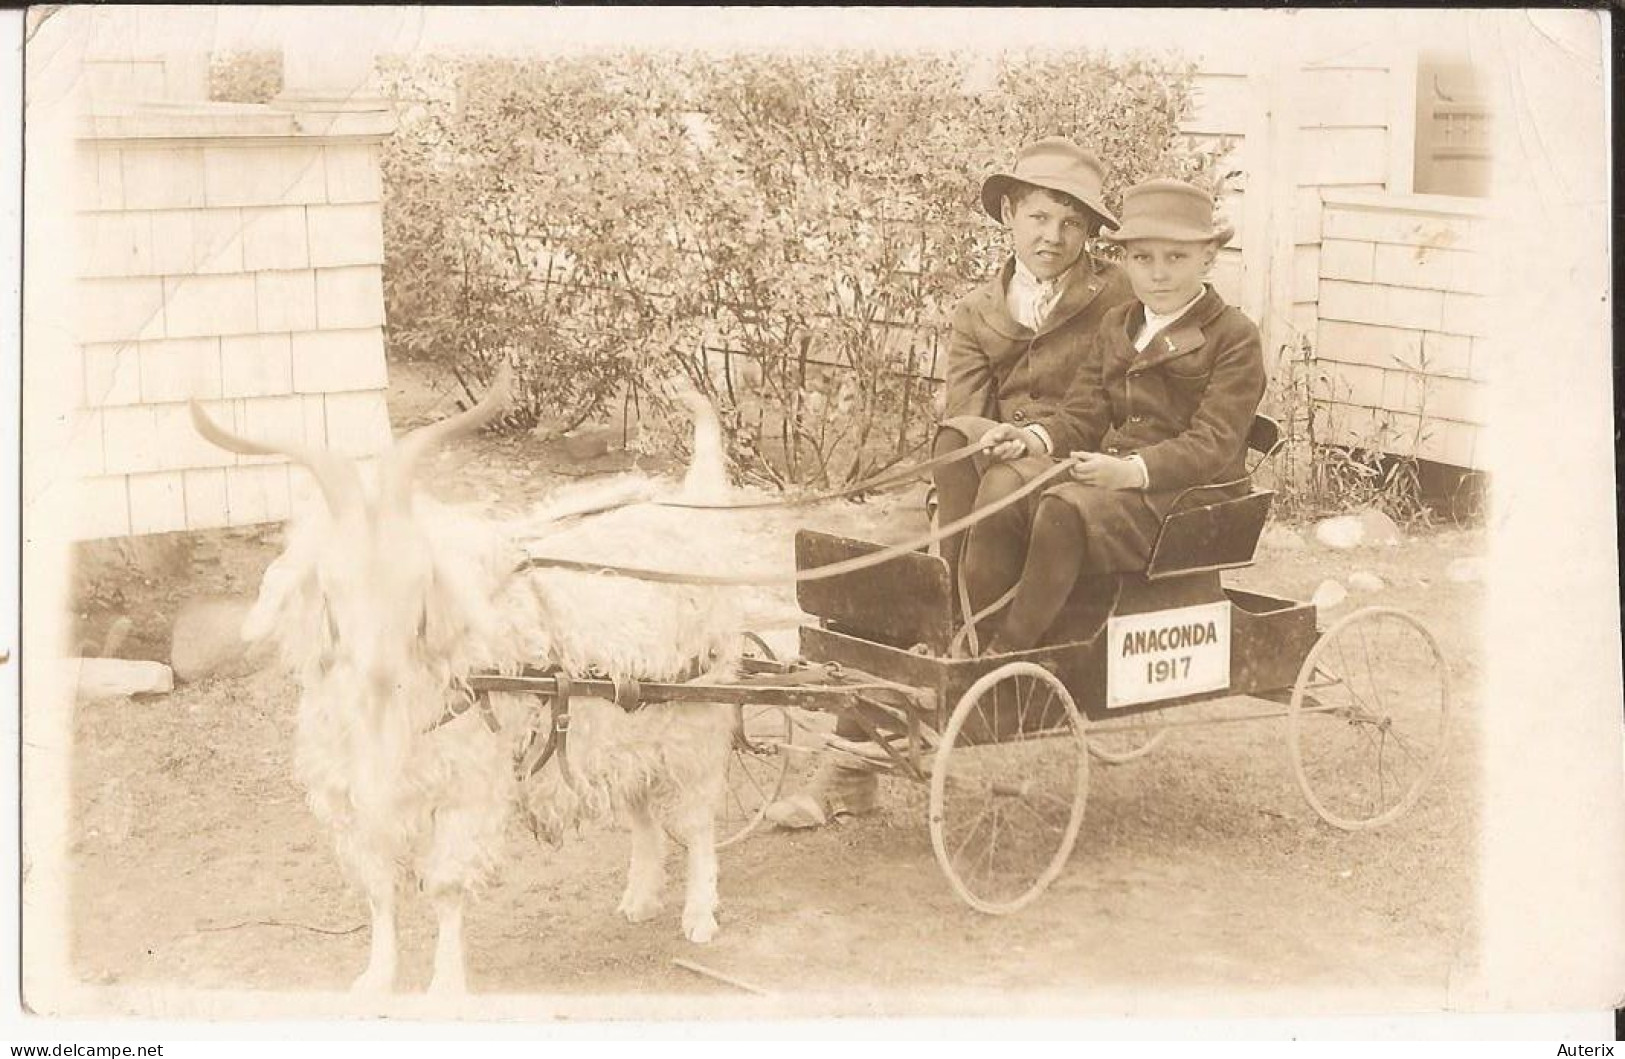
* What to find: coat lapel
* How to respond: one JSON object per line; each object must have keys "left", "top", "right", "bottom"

{"left": 1132, "top": 286, "right": 1226, "bottom": 371}
{"left": 976, "top": 260, "right": 1027, "bottom": 339}
{"left": 1036, "top": 257, "right": 1112, "bottom": 336}
{"left": 975, "top": 256, "right": 1112, "bottom": 339}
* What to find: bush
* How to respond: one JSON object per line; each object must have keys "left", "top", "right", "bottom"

{"left": 374, "top": 51, "right": 1231, "bottom": 486}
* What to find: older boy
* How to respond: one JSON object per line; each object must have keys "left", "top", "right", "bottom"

{"left": 766, "top": 137, "right": 1131, "bottom": 829}
{"left": 967, "top": 177, "right": 1267, "bottom": 652}
{"left": 933, "top": 136, "right": 1134, "bottom": 602}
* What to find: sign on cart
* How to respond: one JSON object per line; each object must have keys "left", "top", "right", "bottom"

{"left": 1107, "top": 601, "right": 1231, "bottom": 708}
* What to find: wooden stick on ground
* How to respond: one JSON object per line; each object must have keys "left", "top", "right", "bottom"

{"left": 671, "top": 957, "right": 771, "bottom": 996}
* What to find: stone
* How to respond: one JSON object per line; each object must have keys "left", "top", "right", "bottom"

{"left": 64, "top": 658, "right": 173, "bottom": 701}
{"left": 1348, "top": 571, "right": 1387, "bottom": 593}
{"left": 170, "top": 596, "right": 260, "bottom": 682}
{"left": 763, "top": 793, "right": 827, "bottom": 830}
{"left": 1314, "top": 509, "right": 1404, "bottom": 549}
{"left": 1355, "top": 508, "right": 1404, "bottom": 546}
{"left": 1313, "top": 515, "right": 1364, "bottom": 550}
{"left": 1446, "top": 557, "right": 1484, "bottom": 584}
{"left": 1312, "top": 579, "right": 1348, "bottom": 610}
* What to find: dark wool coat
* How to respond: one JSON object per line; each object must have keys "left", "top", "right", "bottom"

{"left": 942, "top": 254, "right": 1134, "bottom": 426}
{"left": 995, "top": 285, "right": 1267, "bottom": 573}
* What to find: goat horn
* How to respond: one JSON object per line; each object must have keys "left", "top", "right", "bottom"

{"left": 380, "top": 362, "right": 514, "bottom": 510}
{"left": 189, "top": 401, "right": 362, "bottom": 516}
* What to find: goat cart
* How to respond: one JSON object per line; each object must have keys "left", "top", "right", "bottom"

{"left": 466, "top": 419, "right": 1452, "bottom": 916}
{"left": 465, "top": 513, "right": 1452, "bottom": 918}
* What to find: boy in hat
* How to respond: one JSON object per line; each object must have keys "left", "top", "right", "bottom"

{"left": 765, "top": 138, "right": 1132, "bottom": 829}
{"left": 933, "top": 136, "right": 1134, "bottom": 606}
{"left": 966, "top": 177, "right": 1267, "bottom": 652}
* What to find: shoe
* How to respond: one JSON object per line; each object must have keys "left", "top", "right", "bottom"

{"left": 763, "top": 757, "right": 880, "bottom": 829}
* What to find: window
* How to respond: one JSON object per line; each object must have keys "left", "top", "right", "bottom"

{"left": 1413, "top": 51, "right": 1491, "bottom": 198}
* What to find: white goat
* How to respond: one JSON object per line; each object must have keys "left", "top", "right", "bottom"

{"left": 192, "top": 373, "right": 745, "bottom": 996}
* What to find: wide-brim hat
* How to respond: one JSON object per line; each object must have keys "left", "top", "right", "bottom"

{"left": 1100, "top": 177, "right": 1234, "bottom": 246}
{"left": 980, "top": 136, "right": 1117, "bottom": 228}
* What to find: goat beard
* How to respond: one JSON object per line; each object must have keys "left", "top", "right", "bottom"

{"left": 296, "top": 663, "right": 445, "bottom": 830}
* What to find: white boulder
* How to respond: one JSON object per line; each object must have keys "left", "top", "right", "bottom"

{"left": 1312, "top": 579, "right": 1349, "bottom": 610}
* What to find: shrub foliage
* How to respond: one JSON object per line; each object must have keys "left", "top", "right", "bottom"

{"left": 374, "top": 51, "right": 1229, "bottom": 486}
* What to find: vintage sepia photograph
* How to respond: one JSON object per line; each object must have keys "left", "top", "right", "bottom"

{"left": 11, "top": 3, "right": 1620, "bottom": 1038}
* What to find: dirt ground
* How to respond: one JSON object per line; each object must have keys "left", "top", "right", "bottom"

{"left": 61, "top": 361, "right": 1484, "bottom": 1016}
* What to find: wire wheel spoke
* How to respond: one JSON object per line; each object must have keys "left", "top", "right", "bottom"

{"left": 1288, "top": 608, "right": 1451, "bottom": 831}
{"left": 715, "top": 703, "right": 791, "bottom": 849}
{"left": 929, "top": 662, "right": 1089, "bottom": 914}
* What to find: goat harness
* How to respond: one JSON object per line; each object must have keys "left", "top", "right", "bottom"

{"left": 427, "top": 661, "right": 703, "bottom": 794}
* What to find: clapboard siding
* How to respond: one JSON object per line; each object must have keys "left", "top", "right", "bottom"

{"left": 1179, "top": 44, "right": 1409, "bottom": 367}
{"left": 1312, "top": 191, "right": 1487, "bottom": 469}
{"left": 71, "top": 105, "right": 397, "bottom": 540}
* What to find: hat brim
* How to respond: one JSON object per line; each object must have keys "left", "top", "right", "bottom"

{"left": 1100, "top": 218, "right": 1235, "bottom": 247}
{"left": 981, "top": 172, "right": 1118, "bottom": 229}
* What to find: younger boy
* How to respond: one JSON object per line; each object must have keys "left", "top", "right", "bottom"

{"left": 968, "top": 177, "right": 1267, "bottom": 652}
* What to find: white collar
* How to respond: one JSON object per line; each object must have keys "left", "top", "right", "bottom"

{"left": 1011, "top": 256, "right": 1073, "bottom": 292}
{"left": 1142, "top": 287, "right": 1206, "bottom": 333}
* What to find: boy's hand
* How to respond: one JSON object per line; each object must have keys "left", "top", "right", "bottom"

{"left": 1069, "top": 452, "right": 1144, "bottom": 490}
{"left": 981, "top": 423, "right": 1044, "bottom": 462}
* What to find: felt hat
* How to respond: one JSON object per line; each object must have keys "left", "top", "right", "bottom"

{"left": 1099, "top": 177, "right": 1234, "bottom": 246}
{"left": 980, "top": 137, "right": 1117, "bottom": 228}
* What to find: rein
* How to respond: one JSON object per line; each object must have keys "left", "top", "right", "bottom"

{"left": 515, "top": 457, "right": 1079, "bottom": 588}
{"left": 523, "top": 438, "right": 986, "bottom": 531}
{"left": 650, "top": 437, "right": 980, "bottom": 511}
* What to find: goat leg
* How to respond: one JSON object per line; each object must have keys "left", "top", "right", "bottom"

{"left": 617, "top": 797, "right": 668, "bottom": 923}
{"left": 671, "top": 801, "right": 720, "bottom": 944}
{"left": 426, "top": 889, "right": 469, "bottom": 996}
{"left": 351, "top": 888, "right": 399, "bottom": 995}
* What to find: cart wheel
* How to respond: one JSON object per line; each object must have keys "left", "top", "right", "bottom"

{"left": 1288, "top": 606, "right": 1451, "bottom": 830}
{"left": 929, "top": 661, "right": 1089, "bottom": 914}
{"left": 1087, "top": 719, "right": 1170, "bottom": 764}
{"left": 716, "top": 634, "right": 792, "bottom": 849}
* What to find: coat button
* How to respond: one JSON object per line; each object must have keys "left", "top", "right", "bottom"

{"left": 1130, "top": 415, "right": 1143, "bottom": 424}
{"left": 1012, "top": 409, "right": 1027, "bottom": 422}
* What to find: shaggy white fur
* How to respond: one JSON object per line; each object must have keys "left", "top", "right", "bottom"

{"left": 218, "top": 378, "right": 746, "bottom": 995}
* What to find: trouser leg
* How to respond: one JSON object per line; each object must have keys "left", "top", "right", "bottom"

{"left": 930, "top": 425, "right": 981, "bottom": 610}
{"left": 962, "top": 463, "right": 1036, "bottom": 617}
{"left": 989, "top": 495, "right": 1089, "bottom": 653}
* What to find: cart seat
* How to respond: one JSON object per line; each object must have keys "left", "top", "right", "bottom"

{"left": 795, "top": 531, "right": 954, "bottom": 654}
{"left": 1143, "top": 489, "right": 1274, "bottom": 580}
{"left": 1142, "top": 414, "right": 1281, "bottom": 581}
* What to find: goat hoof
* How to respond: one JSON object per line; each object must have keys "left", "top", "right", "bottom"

{"left": 618, "top": 891, "right": 663, "bottom": 923}
{"left": 426, "top": 973, "right": 468, "bottom": 998}
{"left": 350, "top": 968, "right": 394, "bottom": 996}
{"left": 682, "top": 912, "right": 719, "bottom": 944}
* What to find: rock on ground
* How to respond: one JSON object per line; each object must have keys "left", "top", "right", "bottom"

{"left": 170, "top": 597, "right": 260, "bottom": 683}
{"left": 63, "top": 658, "right": 173, "bottom": 700}
{"left": 1314, "top": 509, "right": 1404, "bottom": 549}
{"left": 1314, "top": 516, "right": 1364, "bottom": 550}
{"left": 1312, "top": 579, "right": 1349, "bottom": 610}
{"left": 1348, "top": 571, "right": 1387, "bottom": 593}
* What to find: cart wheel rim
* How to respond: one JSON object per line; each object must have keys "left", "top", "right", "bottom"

{"left": 716, "top": 634, "right": 791, "bottom": 849}
{"left": 1087, "top": 721, "right": 1170, "bottom": 764}
{"left": 929, "top": 661, "right": 1089, "bottom": 915}
{"left": 1287, "top": 606, "right": 1452, "bottom": 830}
